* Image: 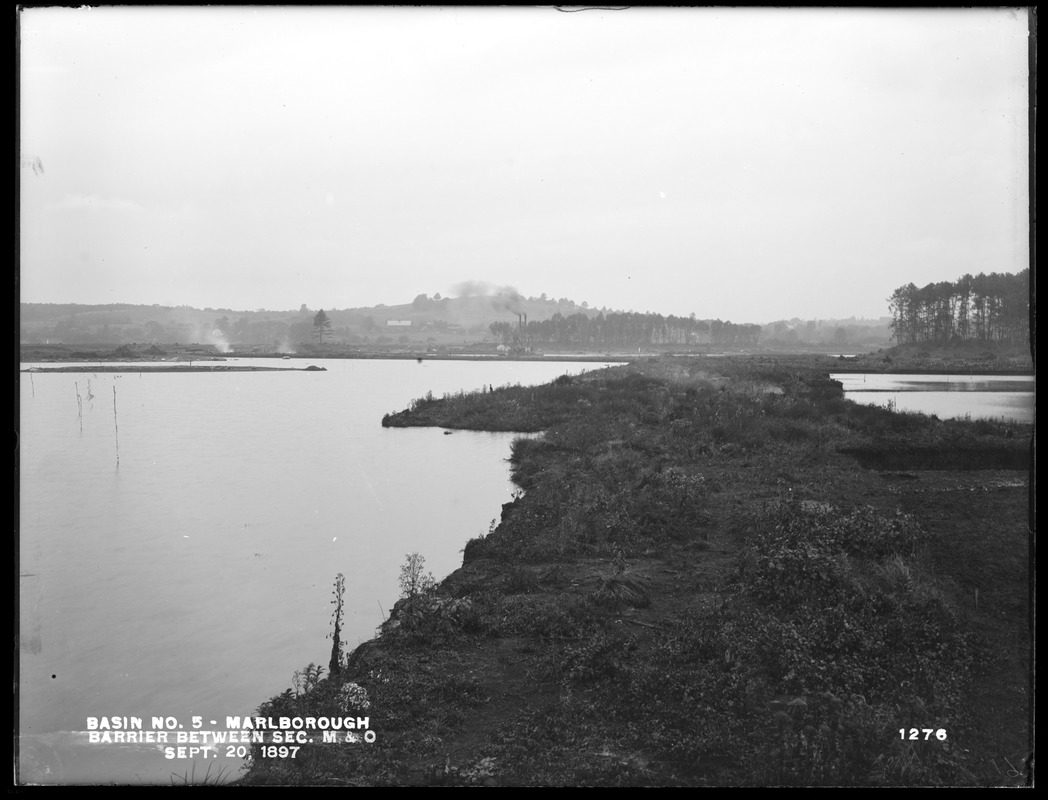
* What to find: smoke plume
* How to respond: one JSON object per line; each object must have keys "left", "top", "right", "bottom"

{"left": 452, "top": 281, "right": 525, "bottom": 314}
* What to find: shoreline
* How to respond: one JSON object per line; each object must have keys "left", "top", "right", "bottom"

{"left": 19, "top": 341, "right": 1034, "bottom": 375}
{"left": 18, "top": 354, "right": 1035, "bottom": 377}
{"left": 20, "top": 364, "right": 326, "bottom": 373}
{"left": 236, "top": 355, "right": 1032, "bottom": 786}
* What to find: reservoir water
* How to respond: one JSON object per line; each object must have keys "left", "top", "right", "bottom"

{"left": 832, "top": 373, "right": 1034, "bottom": 424}
{"left": 18, "top": 358, "right": 616, "bottom": 785}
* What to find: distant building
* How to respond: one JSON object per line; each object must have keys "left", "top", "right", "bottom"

{"left": 386, "top": 320, "right": 412, "bottom": 327}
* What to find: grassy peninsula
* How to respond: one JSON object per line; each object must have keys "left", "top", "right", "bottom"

{"left": 239, "top": 355, "right": 1032, "bottom": 787}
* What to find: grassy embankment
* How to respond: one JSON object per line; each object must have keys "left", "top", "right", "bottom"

{"left": 836, "top": 342, "right": 1033, "bottom": 375}
{"left": 238, "top": 355, "right": 1031, "bottom": 786}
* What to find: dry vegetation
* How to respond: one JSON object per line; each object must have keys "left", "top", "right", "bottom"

{"left": 238, "top": 356, "right": 1032, "bottom": 787}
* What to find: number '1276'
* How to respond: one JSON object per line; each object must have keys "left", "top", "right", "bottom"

{"left": 900, "top": 728, "right": 947, "bottom": 740}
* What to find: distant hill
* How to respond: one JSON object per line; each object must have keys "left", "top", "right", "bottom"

{"left": 21, "top": 296, "right": 872, "bottom": 353}
{"left": 18, "top": 294, "right": 605, "bottom": 351}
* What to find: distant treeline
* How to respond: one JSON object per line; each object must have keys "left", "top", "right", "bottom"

{"left": 760, "top": 317, "right": 892, "bottom": 349}
{"left": 19, "top": 296, "right": 590, "bottom": 348}
{"left": 490, "top": 311, "right": 762, "bottom": 348}
{"left": 887, "top": 270, "right": 1029, "bottom": 346}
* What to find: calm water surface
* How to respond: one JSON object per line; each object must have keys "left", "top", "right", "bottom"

{"left": 832, "top": 373, "right": 1034, "bottom": 423}
{"left": 18, "top": 359, "right": 617, "bottom": 785}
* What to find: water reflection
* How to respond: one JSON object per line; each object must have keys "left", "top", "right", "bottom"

{"left": 832, "top": 373, "right": 1034, "bottom": 423}
{"left": 18, "top": 358, "right": 606, "bottom": 785}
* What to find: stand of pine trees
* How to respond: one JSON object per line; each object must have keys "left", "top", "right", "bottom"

{"left": 887, "top": 270, "right": 1029, "bottom": 346}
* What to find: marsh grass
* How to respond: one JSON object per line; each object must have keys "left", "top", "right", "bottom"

{"left": 171, "top": 761, "right": 235, "bottom": 786}
{"left": 240, "top": 356, "right": 1016, "bottom": 786}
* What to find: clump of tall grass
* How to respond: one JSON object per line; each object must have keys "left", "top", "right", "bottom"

{"left": 170, "top": 761, "right": 234, "bottom": 786}
{"left": 592, "top": 573, "right": 651, "bottom": 610}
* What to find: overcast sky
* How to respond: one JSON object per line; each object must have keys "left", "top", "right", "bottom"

{"left": 19, "top": 7, "right": 1029, "bottom": 323}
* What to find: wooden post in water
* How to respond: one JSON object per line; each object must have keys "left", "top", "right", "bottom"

{"left": 113, "top": 384, "right": 120, "bottom": 467}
